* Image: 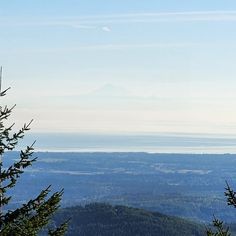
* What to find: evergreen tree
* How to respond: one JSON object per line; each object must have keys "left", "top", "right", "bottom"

{"left": 0, "top": 70, "right": 68, "bottom": 235}
{"left": 206, "top": 182, "right": 235, "bottom": 236}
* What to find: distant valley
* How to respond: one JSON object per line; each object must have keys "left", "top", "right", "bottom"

{"left": 5, "top": 151, "right": 236, "bottom": 225}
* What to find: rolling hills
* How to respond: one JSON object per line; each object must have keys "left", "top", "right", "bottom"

{"left": 52, "top": 203, "right": 206, "bottom": 236}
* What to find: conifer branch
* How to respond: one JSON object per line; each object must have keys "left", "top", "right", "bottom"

{"left": 0, "top": 70, "right": 67, "bottom": 235}
{"left": 225, "top": 181, "right": 236, "bottom": 208}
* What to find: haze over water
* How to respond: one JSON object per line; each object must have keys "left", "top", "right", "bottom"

{"left": 20, "top": 133, "right": 236, "bottom": 154}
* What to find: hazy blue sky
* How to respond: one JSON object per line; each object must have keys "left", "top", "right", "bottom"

{"left": 1, "top": 1, "right": 236, "bottom": 135}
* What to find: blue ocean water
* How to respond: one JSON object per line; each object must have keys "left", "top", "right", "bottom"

{"left": 18, "top": 133, "right": 236, "bottom": 154}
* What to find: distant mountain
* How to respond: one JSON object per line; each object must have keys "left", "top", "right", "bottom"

{"left": 52, "top": 203, "right": 205, "bottom": 236}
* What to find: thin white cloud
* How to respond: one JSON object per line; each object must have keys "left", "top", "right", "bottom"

{"left": 0, "top": 42, "right": 199, "bottom": 55}
{"left": 79, "top": 11, "right": 236, "bottom": 24}
{"left": 71, "top": 24, "right": 96, "bottom": 29}
{"left": 101, "top": 26, "right": 111, "bottom": 32}
{"left": 2, "top": 10, "right": 236, "bottom": 28}
{"left": 66, "top": 11, "right": 236, "bottom": 24}
{"left": 77, "top": 42, "right": 195, "bottom": 50}
{"left": 72, "top": 25, "right": 111, "bottom": 32}
{"left": 53, "top": 10, "right": 236, "bottom": 21}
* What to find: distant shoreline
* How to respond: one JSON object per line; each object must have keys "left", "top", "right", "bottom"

{"left": 30, "top": 150, "right": 236, "bottom": 155}
{"left": 15, "top": 133, "right": 236, "bottom": 154}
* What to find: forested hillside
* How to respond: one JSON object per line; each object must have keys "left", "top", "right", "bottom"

{"left": 52, "top": 203, "right": 205, "bottom": 236}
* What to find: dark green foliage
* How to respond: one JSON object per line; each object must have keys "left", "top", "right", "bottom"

{"left": 225, "top": 182, "right": 236, "bottom": 208}
{"left": 206, "top": 182, "right": 236, "bottom": 236}
{"left": 53, "top": 203, "right": 205, "bottom": 236}
{"left": 206, "top": 217, "right": 230, "bottom": 236}
{"left": 0, "top": 80, "right": 67, "bottom": 235}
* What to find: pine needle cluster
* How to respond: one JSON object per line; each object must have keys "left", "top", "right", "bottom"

{"left": 0, "top": 82, "right": 67, "bottom": 235}
{"left": 206, "top": 181, "right": 236, "bottom": 236}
